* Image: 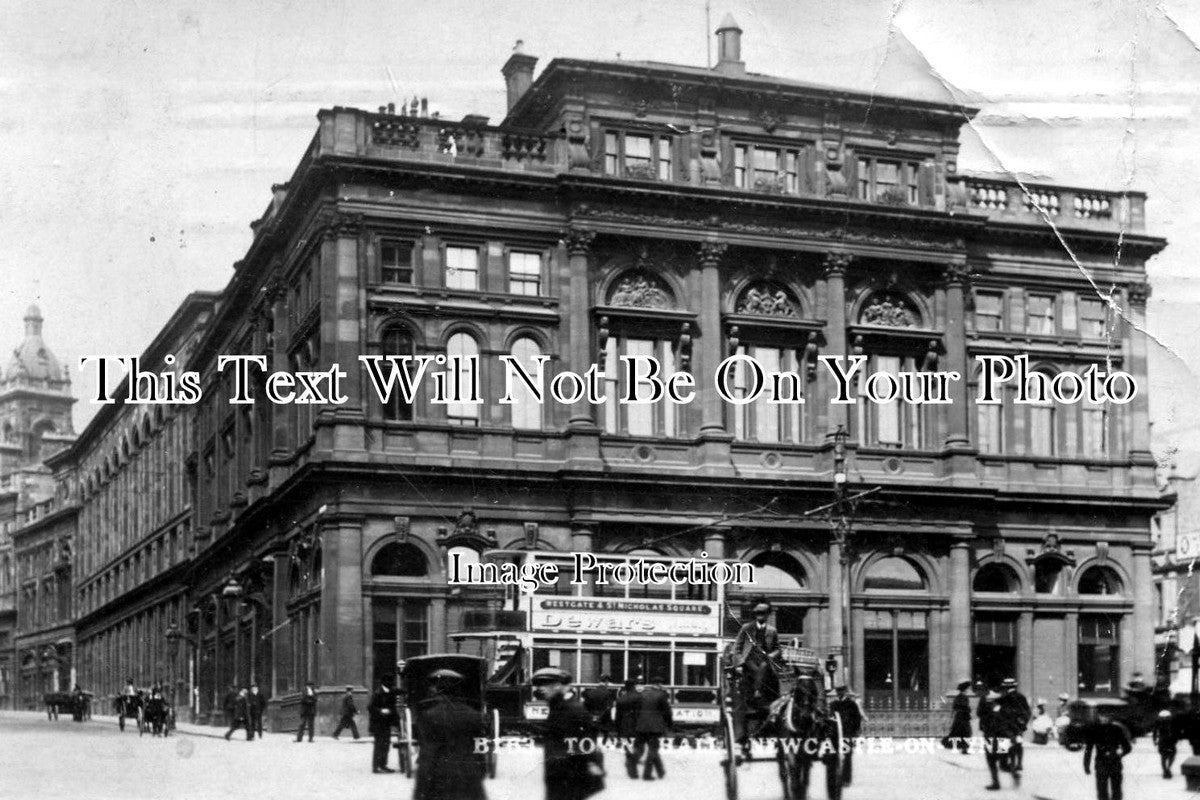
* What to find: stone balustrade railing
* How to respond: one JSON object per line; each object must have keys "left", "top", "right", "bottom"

{"left": 953, "top": 175, "right": 1143, "bottom": 232}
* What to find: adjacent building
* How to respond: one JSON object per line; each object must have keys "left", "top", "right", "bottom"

{"left": 0, "top": 305, "right": 76, "bottom": 709}
{"left": 67, "top": 19, "right": 1169, "bottom": 731}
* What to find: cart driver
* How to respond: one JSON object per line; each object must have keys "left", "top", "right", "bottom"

{"left": 732, "top": 598, "right": 783, "bottom": 706}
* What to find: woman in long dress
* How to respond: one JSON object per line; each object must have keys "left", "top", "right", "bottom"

{"left": 942, "top": 680, "right": 973, "bottom": 753}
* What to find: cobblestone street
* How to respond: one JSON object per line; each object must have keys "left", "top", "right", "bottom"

{"left": 0, "top": 711, "right": 1183, "bottom": 800}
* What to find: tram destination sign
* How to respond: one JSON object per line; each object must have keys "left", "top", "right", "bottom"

{"left": 529, "top": 596, "right": 722, "bottom": 636}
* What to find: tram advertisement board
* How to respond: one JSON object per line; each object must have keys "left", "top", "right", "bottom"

{"left": 527, "top": 596, "right": 722, "bottom": 636}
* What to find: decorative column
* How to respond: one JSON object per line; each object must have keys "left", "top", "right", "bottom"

{"left": 1018, "top": 611, "right": 1034, "bottom": 691}
{"left": 324, "top": 217, "right": 366, "bottom": 441}
{"left": 270, "top": 548, "right": 292, "bottom": 698}
{"left": 1124, "top": 283, "right": 1152, "bottom": 458}
{"left": 697, "top": 240, "right": 729, "bottom": 438}
{"left": 703, "top": 530, "right": 727, "bottom": 560}
{"left": 943, "top": 263, "right": 971, "bottom": 449}
{"left": 317, "top": 517, "right": 365, "bottom": 691}
{"left": 565, "top": 228, "right": 597, "bottom": 429}
{"left": 822, "top": 253, "right": 851, "bottom": 435}
{"left": 947, "top": 541, "right": 972, "bottom": 683}
{"left": 1131, "top": 547, "right": 1155, "bottom": 679}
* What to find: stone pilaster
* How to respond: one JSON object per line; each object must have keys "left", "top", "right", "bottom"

{"left": 948, "top": 541, "right": 972, "bottom": 682}
{"left": 316, "top": 516, "right": 365, "bottom": 689}
{"left": 943, "top": 263, "right": 971, "bottom": 449}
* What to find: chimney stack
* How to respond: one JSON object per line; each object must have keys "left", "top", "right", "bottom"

{"left": 714, "top": 13, "right": 745, "bottom": 75}
{"left": 502, "top": 39, "right": 538, "bottom": 111}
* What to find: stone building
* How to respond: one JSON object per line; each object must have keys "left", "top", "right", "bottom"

{"left": 67, "top": 292, "right": 217, "bottom": 720}
{"left": 90, "top": 20, "right": 1165, "bottom": 730}
{"left": 0, "top": 305, "right": 76, "bottom": 709}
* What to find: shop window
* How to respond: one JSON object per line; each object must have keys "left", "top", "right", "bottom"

{"left": 371, "top": 542, "right": 428, "bottom": 577}
{"left": 863, "top": 610, "right": 928, "bottom": 709}
{"left": 973, "top": 614, "right": 1017, "bottom": 690}
{"left": 371, "top": 597, "right": 429, "bottom": 684}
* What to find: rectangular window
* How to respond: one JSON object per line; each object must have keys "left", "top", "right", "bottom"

{"left": 508, "top": 251, "right": 542, "bottom": 296}
{"left": 380, "top": 240, "right": 414, "bottom": 284}
{"left": 733, "top": 143, "right": 806, "bottom": 193}
{"left": 1029, "top": 401, "right": 1055, "bottom": 456}
{"left": 445, "top": 246, "right": 479, "bottom": 291}
{"left": 602, "top": 337, "right": 683, "bottom": 438}
{"left": 857, "top": 355, "right": 924, "bottom": 448}
{"left": 977, "top": 403, "right": 1003, "bottom": 454}
{"left": 1026, "top": 295, "right": 1056, "bottom": 334}
{"left": 856, "top": 156, "right": 921, "bottom": 204}
{"left": 604, "top": 130, "right": 672, "bottom": 180}
{"left": 1078, "top": 615, "right": 1119, "bottom": 695}
{"left": 1082, "top": 405, "right": 1108, "bottom": 456}
{"left": 731, "top": 345, "right": 803, "bottom": 444}
{"left": 1079, "top": 298, "right": 1107, "bottom": 338}
{"left": 975, "top": 292, "right": 1003, "bottom": 332}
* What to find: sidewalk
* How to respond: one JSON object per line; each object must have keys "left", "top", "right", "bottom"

{"left": 2, "top": 708, "right": 368, "bottom": 744}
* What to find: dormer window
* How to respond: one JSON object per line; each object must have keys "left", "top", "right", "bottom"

{"left": 733, "top": 143, "right": 805, "bottom": 194}
{"left": 603, "top": 131, "right": 672, "bottom": 181}
{"left": 856, "top": 156, "right": 920, "bottom": 205}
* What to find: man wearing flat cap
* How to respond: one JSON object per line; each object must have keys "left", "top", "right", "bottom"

{"left": 332, "top": 686, "right": 360, "bottom": 740}
{"left": 533, "top": 667, "right": 604, "bottom": 800}
{"left": 413, "top": 669, "right": 487, "bottom": 800}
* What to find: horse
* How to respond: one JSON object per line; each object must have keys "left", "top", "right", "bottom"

{"left": 779, "top": 675, "right": 844, "bottom": 800}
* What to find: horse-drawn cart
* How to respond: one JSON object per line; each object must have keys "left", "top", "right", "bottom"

{"left": 394, "top": 654, "right": 502, "bottom": 780}
{"left": 719, "top": 644, "right": 846, "bottom": 800}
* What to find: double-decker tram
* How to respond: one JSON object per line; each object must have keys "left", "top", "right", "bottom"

{"left": 450, "top": 549, "right": 744, "bottom": 730}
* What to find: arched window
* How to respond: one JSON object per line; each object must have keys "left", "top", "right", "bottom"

{"left": 1078, "top": 566, "right": 1123, "bottom": 596}
{"left": 381, "top": 328, "right": 415, "bottom": 422}
{"left": 371, "top": 542, "right": 429, "bottom": 577}
{"left": 1028, "top": 370, "right": 1057, "bottom": 456}
{"left": 973, "top": 563, "right": 1020, "bottom": 593}
{"left": 446, "top": 546, "right": 480, "bottom": 576}
{"left": 748, "top": 552, "right": 807, "bottom": 592}
{"left": 445, "top": 333, "right": 480, "bottom": 426}
{"left": 863, "top": 556, "right": 926, "bottom": 591}
{"left": 508, "top": 337, "right": 543, "bottom": 431}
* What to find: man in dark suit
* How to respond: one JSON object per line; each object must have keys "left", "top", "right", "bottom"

{"left": 732, "top": 598, "right": 781, "bottom": 706}
{"left": 632, "top": 674, "right": 672, "bottom": 781}
{"left": 296, "top": 682, "right": 317, "bottom": 742}
{"left": 248, "top": 684, "right": 266, "bottom": 739}
{"left": 830, "top": 685, "right": 865, "bottom": 786}
{"left": 581, "top": 675, "right": 616, "bottom": 743}
{"left": 222, "top": 685, "right": 238, "bottom": 729}
{"left": 368, "top": 675, "right": 398, "bottom": 773}
{"left": 224, "top": 688, "right": 252, "bottom": 741}
{"left": 332, "top": 686, "right": 360, "bottom": 740}
{"left": 534, "top": 667, "right": 604, "bottom": 800}
{"left": 614, "top": 680, "right": 641, "bottom": 776}
{"left": 996, "top": 677, "right": 1031, "bottom": 782}
{"left": 1084, "top": 709, "right": 1132, "bottom": 800}
{"left": 413, "top": 669, "right": 487, "bottom": 800}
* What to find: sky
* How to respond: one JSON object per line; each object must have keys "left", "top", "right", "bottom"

{"left": 2, "top": 0, "right": 1199, "bottom": 470}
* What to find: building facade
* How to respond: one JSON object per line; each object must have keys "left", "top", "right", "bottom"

{"left": 1151, "top": 467, "right": 1200, "bottom": 694}
{"left": 0, "top": 305, "right": 76, "bottom": 709}
{"left": 81, "top": 21, "right": 1166, "bottom": 730}
{"left": 68, "top": 293, "right": 216, "bottom": 720}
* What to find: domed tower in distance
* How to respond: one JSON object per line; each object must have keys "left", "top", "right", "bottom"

{"left": 0, "top": 305, "right": 76, "bottom": 492}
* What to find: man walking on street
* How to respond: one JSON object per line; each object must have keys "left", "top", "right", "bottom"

{"left": 581, "top": 675, "right": 616, "bottom": 744}
{"left": 1084, "top": 709, "right": 1132, "bottom": 800}
{"left": 224, "top": 687, "right": 252, "bottom": 741}
{"left": 413, "top": 669, "right": 487, "bottom": 800}
{"left": 1153, "top": 709, "right": 1177, "bottom": 779}
{"left": 368, "top": 675, "right": 398, "bottom": 773}
{"left": 248, "top": 684, "right": 266, "bottom": 739}
{"left": 296, "top": 682, "right": 317, "bottom": 742}
{"left": 614, "top": 679, "right": 641, "bottom": 776}
{"left": 830, "top": 684, "right": 864, "bottom": 786}
{"left": 997, "top": 677, "right": 1031, "bottom": 781}
{"left": 223, "top": 684, "right": 237, "bottom": 729}
{"left": 333, "top": 686, "right": 360, "bottom": 740}
{"left": 979, "top": 689, "right": 1010, "bottom": 791}
{"left": 533, "top": 667, "right": 604, "bottom": 800}
{"left": 633, "top": 674, "right": 672, "bottom": 781}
